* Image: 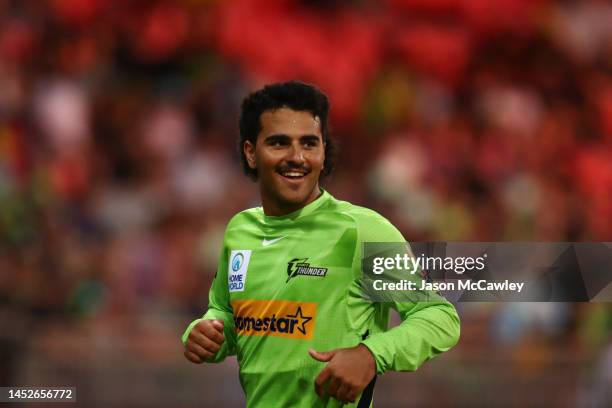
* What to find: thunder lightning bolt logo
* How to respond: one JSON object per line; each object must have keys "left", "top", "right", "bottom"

{"left": 286, "top": 258, "right": 309, "bottom": 282}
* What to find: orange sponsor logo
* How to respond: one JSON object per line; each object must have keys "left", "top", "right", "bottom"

{"left": 231, "top": 299, "right": 317, "bottom": 339}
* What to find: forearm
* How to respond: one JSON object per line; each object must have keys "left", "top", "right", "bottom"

{"left": 361, "top": 302, "right": 460, "bottom": 374}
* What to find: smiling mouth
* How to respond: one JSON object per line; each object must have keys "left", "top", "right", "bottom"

{"left": 278, "top": 169, "right": 309, "bottom": 180}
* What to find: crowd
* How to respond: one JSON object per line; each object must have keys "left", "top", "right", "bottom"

{"left": 0, "top": 0, "right": 611, "bottom": 405}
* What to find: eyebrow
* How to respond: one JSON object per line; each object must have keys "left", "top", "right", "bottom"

{"left": 301, "top": 135, "right": 321, "bottom": 142}
{"left": 264, "top": 134, "right": 321, "bottom": 141}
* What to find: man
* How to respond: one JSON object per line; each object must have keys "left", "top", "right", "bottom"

{"left": 182, "top": 81, "right": 460, "bottom": 407}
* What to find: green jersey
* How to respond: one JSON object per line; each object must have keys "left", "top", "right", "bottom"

{"left": 182, "top": 190, "right": 460, "bottom": 407}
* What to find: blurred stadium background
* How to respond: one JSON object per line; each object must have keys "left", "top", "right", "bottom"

{"left": 1, "top": 0, "right": 611, "bottom": 406}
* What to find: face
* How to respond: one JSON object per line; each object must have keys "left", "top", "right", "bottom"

{"left": 244, "top": 107, "right": 325, "bottom": 216}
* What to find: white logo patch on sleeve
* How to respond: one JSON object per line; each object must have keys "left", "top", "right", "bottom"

{"left": 228, "top": 250, "right": 252, "bottom": 292}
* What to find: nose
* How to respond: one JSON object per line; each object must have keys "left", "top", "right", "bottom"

{"left": 286, "top": 142, "right": 305, "bottom": 164}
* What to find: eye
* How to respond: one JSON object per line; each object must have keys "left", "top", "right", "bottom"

{"left": 302, "top": 138, "right": 319, "bottom": 148}
{"left": 266, "top": 137, "right": 288, "bottom": 147}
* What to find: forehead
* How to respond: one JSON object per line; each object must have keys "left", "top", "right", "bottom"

{"left": 259, "top": 107, "right": 322, "bottom": 137}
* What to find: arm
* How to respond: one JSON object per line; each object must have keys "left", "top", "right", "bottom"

{"left": 361, "top": 298, "right": 460, "bottom": 373}
{"left": 310, "top": 210, "right": 460, "bottom": 403}
{"left": 357, "top": 212, "right": 461, "bottom": 374}
{"left": 182, "top": 245, "right": 237, "bottom": 363}
{"left": 309, "top": 296, "right": 459, "bottom": 402}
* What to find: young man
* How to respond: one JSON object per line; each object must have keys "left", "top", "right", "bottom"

{"left": 182, "top": 81, "right": 460, "bottom": 407}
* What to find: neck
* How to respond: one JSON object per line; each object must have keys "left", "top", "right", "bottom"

{"left": 261, "top": 185, "right": 322, "bottom": 216}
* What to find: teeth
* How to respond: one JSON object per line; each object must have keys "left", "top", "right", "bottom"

{"left": 283, "top": 172, "right": 304, "bottom": 177}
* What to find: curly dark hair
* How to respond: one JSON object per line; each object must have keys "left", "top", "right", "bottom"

{"left": 238, "top": 81, "right": 335, "bottom": 180}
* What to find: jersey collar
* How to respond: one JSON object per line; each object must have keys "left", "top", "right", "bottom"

{"left": 263, "top": 189, "right": 331, "bottom": 224}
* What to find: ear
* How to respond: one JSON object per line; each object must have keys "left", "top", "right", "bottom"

{"left": 243, "top": 140, "right": 257, "bottom": 169}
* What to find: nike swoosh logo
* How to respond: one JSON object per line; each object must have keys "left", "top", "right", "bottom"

{"left": 262, "top": 236, "right": 286, "bottom": 247}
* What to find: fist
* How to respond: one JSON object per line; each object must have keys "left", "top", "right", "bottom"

{"left": 183, "top": 319, "right": 225, "bottom": 364}
{"left": 309, "top": 344, "right": 376, "bottom": 404}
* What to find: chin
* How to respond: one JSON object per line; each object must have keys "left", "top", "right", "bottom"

{"left": 277, "top": 182, "right": 317, "bottom": 205}
{"left": 277, "top": 188, "right": 311, "bottom": 205}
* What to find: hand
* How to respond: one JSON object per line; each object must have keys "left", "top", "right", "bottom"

{"left": 309, "top": 344, "right": 376, "bottom": 404}
{"left": 184, "top": 319, "right": 225, "bottom": 364}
